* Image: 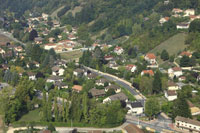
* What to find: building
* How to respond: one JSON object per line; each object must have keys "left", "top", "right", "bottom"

{"left": 177, "top": 23, "right": 190, "bottom": 29}
{"left": 55, "top": 82, "right": 68, "bottom": 90}
{"left": 34, "top": 37, "right": 43, "bottom": 44}
{"left": 105, "top": 84, "right": 121, "bottom": 93}
{"left": 87, "top": 73, "right": 98, "bottom": 80}
{"left": 126, "top": 101, "right": 144, "bottom": 115}
{"left": 72, "top": 85, "right": 83, "bottom": 93}
{"left": 104, "top": 55, "right": 113, "bottom": 61}
{"left": 188, "top": 101, "right": 200, "bottom": 116}
{"left": 90, "top": 88, "right": 106, "bottom": 98}
{"left": 144, "top": 53, "right": 156, "bottom": 64}
{"left": 184, "top": 9, "right": 195, "bottom": 17}
{"left": 168, "top": 67, "right": 182, "bottom": 78}
{"left": 122, "top": 124, "right": 144, "bottom": 133}
{"left": 44, "top": 43, "right": 57, "bottom": 50}
{"left": 141, "top": 70, "right": 154, "bottom": 76}
{"left": 159, "top": 17, "right": 170, "bottom": 24}
{"left": 51, "top": 66, "right": 65, "bottom": 76}
{"left": 126, "top": 64, "right": 137, "bottom": 73}
{"left": 46, "top": 76, "right": 63, "bottom": 83}
{"left": 114, "top": 46, "right": 124, "bottom": 55}
{"left": 73, "top": 68, "right": 85, "bottom": 77}
{"left": 168, "top": 81, "right": 179, "bottom": 90}
{"left": 164, "top": 90, "right": 177, "bottom": 101}
{"left": 175, "top": 116, "right": 200, "bottom": 132}
{"left": 96, "top": 78, "right": 110, "bottom": 86}
{"left": 27, "top": 72, "right": 36, "bottom": 80}
{"left": 172, "top": 8, "right": 183, "bottom": 14}
{"left": 179, "top": 51, "right": 192, "bottom": 58}
{"left": 103, "top": 92, "right": 128, "bottom": 103}
{"left": 0, "top": 48, "right": 5, "bottom": 55}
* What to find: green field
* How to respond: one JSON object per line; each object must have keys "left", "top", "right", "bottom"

{"left": 60, "top": 50, "right": 83, "bottom": 61}
{"left": 18, "top": 109, "right": 41, "bottom": 122}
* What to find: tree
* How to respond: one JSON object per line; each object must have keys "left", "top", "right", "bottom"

{"left": 145, "top": 98, "right": 160, "bottom": 119}
{"left": 83, "top": 92, "right": 89, "bottom": 123}
{"left": 160, "top": 50, "right": 169, "bottom": 61}
{"left": 29, "top": 29, "right": 38, "bottom": 41}
{"left": 152, "top": 71, "right": 162, "bottom": 94}
{"left": 42, "top": 91, "right": 48, "bottom": 121}
{"left": 47, "top": 123, "right": 56, "bottom": 132}
{"left": 189, "top": 19, "right": 200, "bottom": 32}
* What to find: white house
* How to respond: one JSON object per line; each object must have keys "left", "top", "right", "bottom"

{"left": 126, "top": 101, "right": 144, "bottom": 115}
{"left": 175, "top": 116, "right": 200, "bottom": 132}
{"left": 46, "top": 76, "right": 63, "bottom": 83}
{"left": 184, "top": 9, "right": 195, "bottom": 17}
{"left": 168, "top": 67, "right": 183, "bottom": 78}
{"left": 44, "top": 43, "right": 57, "bottom": 50}
{"left": 42, "top": 13, "right": 49, "bottom": 21}
{"left": 103, "top": 93, "right": 128, "bottom": 103}
{"left": 172, "top": 8, "right": 183, "bottom": 14}
{"left": 126, "top": 64, "right": 137, "bottom": 73}
{"left": 159, "top": 17, "right": 170, "bottom": 24}
{"left": 168, "top": 81, "right": 179, "bottom": 90}
{"left": 0, "top": 48, "right": 5, "bottom": 55}
{"left": 114, "top": 46, "right": 124, "bottom": 55}
{"left": 27, "top": 72, "right": 36, "bottom": 80}
{"left": 51, "top": 66, "right": 65, "bottom": 76}
{"left": 73, "top": 68, "right": 84, "bottom": 77}
{"left": 176, "top": 23, "right": 190, "bottom": 29}
{"left": 144, "top": 53, "right": 156, "bottom": 64}
{"left": 164, "top": 90, "right": 177, "bottom": 101}
{"left": 105, "top": 84, "right": 121, "bottom": 93}
{"left": 96, "top": 78, "right": 109, "bottom": 86}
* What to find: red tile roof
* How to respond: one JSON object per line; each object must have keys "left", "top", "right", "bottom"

{"left": 126, "top": 64, "right": 136, "bottom": 70}
{"left": 142, "top": 70, "right": 154, "bottom": 76}
{"left": 145, "top": 53, "right": 156, "bottom": 59}
{"left": 180, "top": 51, "right": 192, "bottom": 57}
{"left": 172, "top": 67, "right": 182, "bottom": 71}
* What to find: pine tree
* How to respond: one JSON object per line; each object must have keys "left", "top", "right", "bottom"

{"left": 152, "top": 71, "right": 162, "bottom": 94}
{"left": 54, "top": 97, "right": 59, "bottom": 122}
{"left": 161, "top": 50, "right": 169, "bottom": 61}
{"left": 42, "top": 91, "right": 48, "bottom": 121}
{"left": 83, "top": 92, "right": 89, "bottom": 123}
{"left": 47, "top": 92, "right": 53, "bottom": 121}
{"left": 65, "top": 101, "right": 70, "bottom": 122}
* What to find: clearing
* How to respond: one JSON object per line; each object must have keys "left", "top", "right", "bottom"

{"left": 60, "top": 50, "right": 83, "bottom": 61}
{"left": 18, "top": 109, "right": 41, "bottom": 122}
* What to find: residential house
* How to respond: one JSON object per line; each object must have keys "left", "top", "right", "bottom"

{"left": 187, "top": 101, "right": 200, "bottom": 116}
{"left": 14, "top": 46, "right": 23, "bottom": 52}
{"left": 53, "top": 20, "right": 60, "bottom": 27}
{"left": 175, "top": 116, "right": 200, "bottom": 132}
{"left": 168, "top": 67, "right": 183, "bottom": 78}
{"left": 96, "top": 78, "right": 109, "bottom": 86}
{"left": 90, "top": 88, "right": 106, "bottom": 98}
{"left": 184, "top": 9, "right": 195, "bottom": 17}
{"left": 172, "top": 8, "right": 183, "bottom": 14}
{"left": 141, "top": 70, "right": 154, "bottom": 76}
{"left": 159, "top": 17, "right": 170, "bottom": 24}
{"left": 164, "top": 90, "right": 177, "bottom": 101}
{"left": 42, "top": 13, "right": 49, "bottom": 21}
{"left": 177, "top": 23, "right": 190, "bottom": 29}
{"left": 126, "top": 64, "right": 137, "bottom": 73}
{"left": 73, "top": 68, "right": 84, "bottom": 77}
{"left": 49, "top": 37, "right": 56, "bottom": 43}
{"left": 122, "top": 124, "right": 144, "bottom": 133}
{"left": 46, "top": 76, "right": 63, "bottom": 83}
{"left": 34, "top": 37, "right": 43, "bottom": 44}
{"left": 68, "top": 34, "right": 76, "bottom": 40}
{"left": 168, "top": 81, "right": 179, "bottom": 90}
{"left": 103, "top": 92, "right": 128, "bottom": 103}
{"left": 44, "top": 43, "right": 57, "bottom": 50}
{"left": 33, "top": 61, "right": 40, "bottom": 68}
{"left": 105, "top": 84, "right": 121, "bottom": 93}
{"left": 54, "top": 60, "right": 67, "bottom": 68}
{"left": 114, "top": 46, "right": 124, "bottom": 55}
{"left": 179, "top": 51, "right": 192, "bottom": 58}
{"left": 179, "top": 76, "right": 186, "bottom": 81}
{"left": 51, "top": 66, "right": 65, "bottom": 76}
{"left": 72, "top": 85, "right": 83, "bottom": 93}
{"left": 144, "top": 53, "right": 156, "bottom": 64}
{"left": 107, "top": 60, "right": 119, "bottom": 70}
{"left": 126, "top": 101, "right": 144, "bottom": 115}
{"left": 104, "top": 55, "right": 113, "bottom": 61}
{"left": 55, "top": 81, "right": 68, "bottom": 90}
{"left": 27, "top": 72, "right": 36, "bottom": 80}
{"left": 87, "top": 73, "right": 98, "bottom": 80}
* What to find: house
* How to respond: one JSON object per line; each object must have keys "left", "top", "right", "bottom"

{"left": 144, "top": 53, "right": 156, "bottom": 64}
{"left": 68, "top": 34, "right": 76, "bottom": 40}
{"left": 54, "top": 60, "right": 67, "bottom": 68}
{"left": 105, "top": 84, "right": 121, "bottom": 93}
{"left": 87, "top": 73, "right": 97, "bottom": 80}
{"left": 48, "top": 37, "right": 55, "bottom": 43}
{"left": 159, "top": 17, "right": 170, "bottom": 24}
{"left": 55, "top": 81, "right": 68, "bottom": 90}
{"left": 107, "top": 60, "right": 119, "bottom": 70}
{"left": 90, "top": 88, "right": 106, "bottom": 98}
{"left": 14, "top": 46, "right": 23, "bottom": 52}
{"left": 103, "top": 92, "right": 128, "bottom": 103}
{"left": 0, "top": 48, "right": 5, "bottom": 55}
{"left": 187, "top": 101, "right": 200, "bottom": 116}
{"left": 104, "top": 55, "right": 113, "bottom": 61}
{"left": 27, "top": 72, "right": 36, "bottom": 80}
{"left": 177, "top": 23, "right": 190, "bottom": 29}
{"left": 179, "top": 51, "right": 192, "bottom": 58}
{"left": 33, "top": 61, "right": 40, "bottom": 68}
{"left": 126, "top": 101, "right": 144, "bottom": 115}
{"left": 34, "top": 37, "right": 43, "bottom": 44}
{"left": 168, "top": 81, "right": 179, "bottom": 90}
{"left": 44, "top": 43, "right": 57, "bottom": 50}
{"left": 53, "top": 20, "right": 60, "bottom": 27}
{"left": 96, "top": 78, "right": 109, "bottom": 86}
{"left": 46, "top": 76, "right": 63, "bottom": 83}
{"left": 122, "top": 124, "right": 144, "bottom": 133}
{"left": 141, "top": 70, "right": 154, "bottom": 76}
{"left": 175, "top": 116, "right": 200, "bottom": 132}
{"left": 72, "top": 85, "right": 83, "bottom": 93}
{"left": 42, "top": 13, "right": 49, "bottom": 21}
{"left": 168, "top": 67, "right": 182, "bottom": 78}
{"left": 179, "top": 76, "right": 186, "bottom": 81}
{"left": 51, "top": 66, "right": 65, "bottom": 76}
{"left": 126, "top": 64, "right": 137, "bottom": 73}
{"left": 73, "top": 68, "right": 85, "bottom": 77}
{"left": 184, "top": 9, "right": 195, "bottom": 17}
{"left": 114, "top": 46, "right": 124, "bottom": 55}
{"left": 172, "top": 8, "right": 183, "bottom": 14}
{"left": 164, "top": 90, "right": 177, "bottom": 101}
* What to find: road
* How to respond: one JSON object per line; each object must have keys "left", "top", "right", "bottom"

{"left": 83, "top": 66, "right": 146, "bottom": 106}
{"left": 0, "top": 29, "right": 26, "bottom": 46}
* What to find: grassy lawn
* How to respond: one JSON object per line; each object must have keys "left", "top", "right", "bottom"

{"left": 18, "top": 109, "right": 41, "bottom": 122}
{"left": 150, "top": 33, "right": 188, "bottom": 64}
{"left": 60, "top": 50, "right": 83, "bottom": 61}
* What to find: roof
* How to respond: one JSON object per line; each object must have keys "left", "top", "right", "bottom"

{"left": 187, "top": 100, "right": 195, "bottom": 108}
{"left": 126, "top": 64, "right": 136, "bottom": 70}
{"left": 90, "top": 88, "right": 105, "bottom": 97}
{"left": 168, "top": 81, "right": 178, "bottom": 87}
{"left": 45, "top": 43, "right": 56, "bottom": 46}
{"left": 27, "top": 72, "right": 35, "bottom": 76}
{"left": 142, "top": 70, "right": 154, "bottom": 76}
{"left": 127, "top": 101, "right": 143, "bottom": 108}
{"left": 72, "top": 85, "right": 83, "bottom": 92}
{"left": 74, "top": 68, "right": 84, "bottom": 73}
{"left": 47, "top": 75, "right": 63, "bottom": 81}
{"left": 115, "top": 46, "right": 123, "bottom": 51}
{"left": 87, "top": 73, "right": 97, "bottom": 79}
{"left": 123, "top": 124, "right": 144, "bottom": 133}
{"left": 51, "top": 66, "right": 61, "bottom": 72}
{"left": 164, "top": 17, "right": 170, "bottom": 21}
{"left": 180, "top": 51, "right": 192, "bottom": 57}
{"left": 166, "top": 90, "right": 177, "bottom": 96}
{"left": 172, "top": 8, "right": 183, "bottom": 13}
{"left": 175, "top": 116, "right": 200, "bottom": 126}
{"left": 177, "top": 23, "right": 189, "bottom": 27}
{"left": 108, "top": 92, "right": 128, "bottom": 101}
{"left": 106, "top": 84, "right": 120, "bottom": 90}
{"left": 172, "top": 67, "right": 182, "bottom": 71}
{"left": 145, "top": 53, "right": 156, "bottom": 59}
{"left": 96, "top": 78, "right": 109, "bottom": 84}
